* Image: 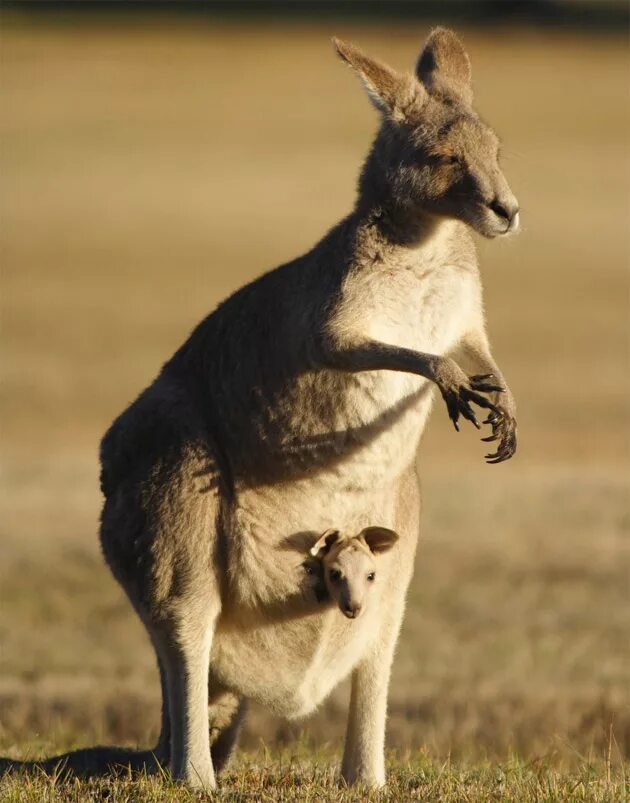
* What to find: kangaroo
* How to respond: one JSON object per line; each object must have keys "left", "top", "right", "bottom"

{"left": 4, "top": 29, "right": 519, "bottom": 789}
{"left": 309, "top": 527, "right": 399, "bottom": 619}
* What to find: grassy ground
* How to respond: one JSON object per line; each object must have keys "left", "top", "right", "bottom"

{"left": 0, "top": 749, "right": 626, "bottom": 802}
{"left": 1, "top": 12, "right": 629, "bottom": 800}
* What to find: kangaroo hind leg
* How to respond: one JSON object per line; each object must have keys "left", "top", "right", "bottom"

{"left": 208, "top": 682, "right": 247, "bottom": 775}
{"left": 153, "top": 595, "right": 219, "bottom": 790}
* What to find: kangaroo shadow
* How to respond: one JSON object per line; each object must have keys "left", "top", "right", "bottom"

{"left": 194, "top": 382, "right": 432, "bottom": 493}
{"left": 0, "top": 746, "right": 164, "bottom": 780}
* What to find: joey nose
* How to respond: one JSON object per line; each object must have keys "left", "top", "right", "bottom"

{"left": 343, "top": 603, "right": 362, "bottom": 619}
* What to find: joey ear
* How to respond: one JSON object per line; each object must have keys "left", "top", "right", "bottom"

{"left": 333, "top": 37, "right": 424, "bottom": 122}
{"left": 416, "top": 27, "right": 473, "bottom": 105}
{"left": 310, "top": 528, "right": 341, "bottom": 558}
{"left": 359, "top": 527, "right": 399, "bottom": 554}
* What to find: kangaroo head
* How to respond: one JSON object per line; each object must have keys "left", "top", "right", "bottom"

{"left": 334, "top": 28, "right": 519, "bottom": 238}
{"left": 310, "top": 527, "right": 399, "bottom": 619}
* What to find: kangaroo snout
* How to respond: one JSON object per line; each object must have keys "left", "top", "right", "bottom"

{"left": 489, "top": 194, "right": 520, "bottom": 234}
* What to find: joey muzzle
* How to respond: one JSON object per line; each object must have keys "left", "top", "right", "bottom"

{"left": 342, "top": 600, "right": 363, "bottom": 619}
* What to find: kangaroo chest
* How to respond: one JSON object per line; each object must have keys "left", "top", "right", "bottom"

{"left": 320, "top": 244, "right": 480, "bottom": 482}
{"left": 343, "top": 232, "right": 480, "bottom": 359}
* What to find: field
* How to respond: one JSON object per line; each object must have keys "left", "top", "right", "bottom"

{"left": 1, "top": 12, "right": 629, "bottom": 800}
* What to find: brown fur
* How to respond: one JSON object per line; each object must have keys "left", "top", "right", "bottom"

{"left": 5, "top": 28, "right": 520, "bottom": 789}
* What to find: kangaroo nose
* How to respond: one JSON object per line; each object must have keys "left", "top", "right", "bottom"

{"left": 490, "top": 197, "right": 519, "bottom": 224}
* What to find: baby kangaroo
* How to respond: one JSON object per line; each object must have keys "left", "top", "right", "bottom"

{"left": 310, "top": 527, "right": 399, "bottom": 619}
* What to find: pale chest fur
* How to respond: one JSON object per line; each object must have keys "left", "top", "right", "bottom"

{"left": 342, "top": 221, "right": 480, "bottom": 365}
{"left": 330, "top": 222, "right": 481, "bottom": 480}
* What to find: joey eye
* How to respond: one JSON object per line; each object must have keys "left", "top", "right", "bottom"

{"left": 367, "top": 572, "right": 376, "bottom": 582}
{"left": 329, "top": 569, "right": 342, "bottom": 583}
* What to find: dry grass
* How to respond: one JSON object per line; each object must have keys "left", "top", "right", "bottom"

{"left": 1, "top": 12, "right": 629, "bottom": 798}
{"left": 0, "top": 749, "right": 626, "bottom": 802}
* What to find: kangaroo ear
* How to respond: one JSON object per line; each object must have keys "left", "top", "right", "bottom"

{"left": 359, "top": 527, "right": 399, "bottom": 554}
{"left": 310, "top": 528, "right": 341, "bottom": 558}
{"left": 333, "top": 37, "right": 424, "bottom": 122}
{"left": 416, "top": 27, "right": 473, "bottom": 105}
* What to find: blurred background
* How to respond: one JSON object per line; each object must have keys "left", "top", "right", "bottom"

{"left": 1, "top": 1, "right": 628, "bottom": 767}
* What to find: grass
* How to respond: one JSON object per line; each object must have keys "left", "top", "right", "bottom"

{"left": 1, "top": 11, "right": 629, "bottom": 801}
{"left": 0, "top": 748, "right": 627, "bottom": 802}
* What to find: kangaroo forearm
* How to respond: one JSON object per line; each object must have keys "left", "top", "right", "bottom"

{"left": 322, "top": 340, "right": 442, "bottom": 383}
{"left": 472, "top": 351, "right": 506, "bottom": 389}
{"left": 459, "top": 335, "right": 515, "bottom": 416}
{"left": 476, "top": 356, "right": 509, "bottom": 397}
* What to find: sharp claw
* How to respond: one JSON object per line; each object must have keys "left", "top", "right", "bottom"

{"left": 463, "top": 413, "right": 480, "bottom": 428}
{"left": 460, "top": 400, "right": 481, "bottom": 429}
{"left": 481, "top": 434, "right": 498, "bottom": 443}
{"left": 445, "top": 395, "right": 461, "bottom": 432}
{"left": 484, "top": 421, "right": 517, "bottom": 463}
{"left": 488, "top": 442, "right": 511, "bottom": 462}
{"left": 471, "top": 373, "right": 495, "bottom": 381}
{"left": 471, "top": 386, "right": 497, "bottom": 394}
{"left": 463, "top": 391, "right": 501, "bottom": 413}
{"left": 471, "top": 383, "right": 505, "bottom": 394}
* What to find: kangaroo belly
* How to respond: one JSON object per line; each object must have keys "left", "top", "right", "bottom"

{"left": 210, "top": 605, "right": 379, "bottom": 718}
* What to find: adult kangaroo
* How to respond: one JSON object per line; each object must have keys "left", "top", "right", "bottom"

{"left": 97, "top": 29, "right": 519, "bottom": 790}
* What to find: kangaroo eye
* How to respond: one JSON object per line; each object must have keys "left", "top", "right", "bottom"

{"left": 367, "top": 572, "right": 376, "bottom": 582}
{"left": 444, "top": 154, "right": 461, "bottom": 166}
{"left": 329, "top": 569, "right": 342, "bottom": 583}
